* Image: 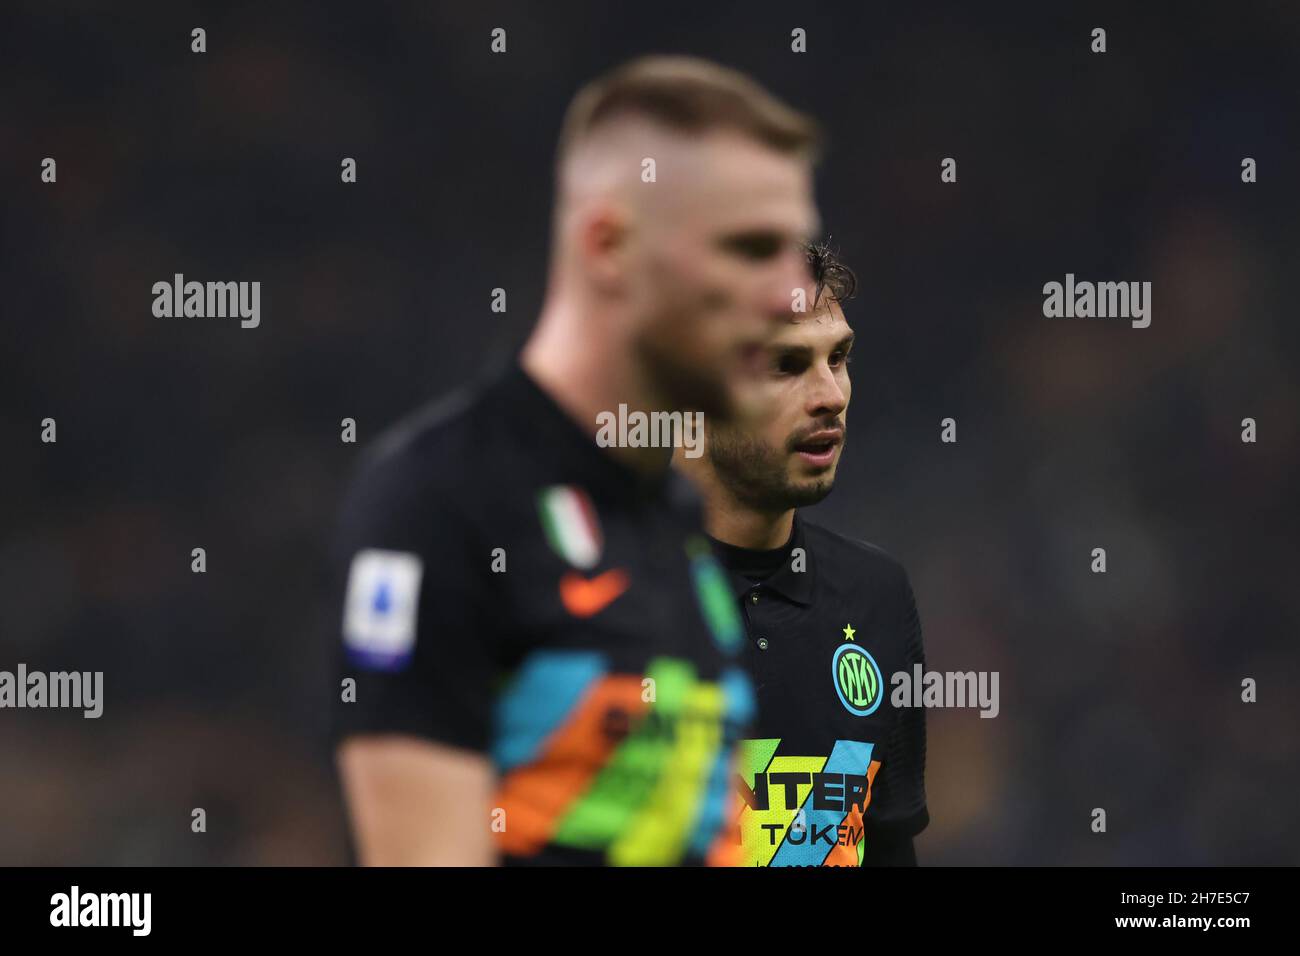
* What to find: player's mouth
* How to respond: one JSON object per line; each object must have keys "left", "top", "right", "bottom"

{"left": 792, "top": 429, "right": 843, "bottom": 468}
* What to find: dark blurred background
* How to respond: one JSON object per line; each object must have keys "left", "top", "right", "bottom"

{"left": 2, "top": 0, "right": 1297, "bottom": 865}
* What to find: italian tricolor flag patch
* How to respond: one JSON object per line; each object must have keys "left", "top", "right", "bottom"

{"left": 537, "top": 485, "right": 603, "bottom": 569}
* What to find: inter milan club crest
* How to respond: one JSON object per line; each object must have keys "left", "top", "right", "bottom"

{"left": 832, "top": 623, "right": 883, "bottom": 716}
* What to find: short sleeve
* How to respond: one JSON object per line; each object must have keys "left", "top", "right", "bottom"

{"left": 329, "top": 448, "right": 498, "bottom": 754}
{"left": 867, "top": 567, "right": 929, "bottom": 836}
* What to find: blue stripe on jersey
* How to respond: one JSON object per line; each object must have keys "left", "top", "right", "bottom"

{"left": 492, "top": 651, "right": 607, "bottom": 771}
{"left": 686, "top": 667, "right": 757, "bottom": 856}
{"left": 770, "top": 739, "right": 874, "bottom": 867}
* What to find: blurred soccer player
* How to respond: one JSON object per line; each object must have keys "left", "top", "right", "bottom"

{"left": 332, "top": 56, "right": 822, "bottom": 865}
{"left": 675, "top": 242, "right": 929, "bottom": 866}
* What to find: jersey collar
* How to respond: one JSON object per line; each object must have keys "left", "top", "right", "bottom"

{"left": 710, "top": 513, "right": 815, "bottom": 606}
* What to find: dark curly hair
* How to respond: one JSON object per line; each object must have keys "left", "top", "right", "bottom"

{"left": 805, "top": 239, "right": 857, "bottom": 310}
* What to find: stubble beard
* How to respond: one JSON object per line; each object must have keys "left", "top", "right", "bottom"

{"left": 707, "top": 427, "right": 839, "bottom": 513}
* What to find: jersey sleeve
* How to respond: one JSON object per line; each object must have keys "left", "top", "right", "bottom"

{"left": 867, "top": 566, "right": 929, "bottom": 837}
{"left": 329, "top": 447, "right": 498, "bottom": 754}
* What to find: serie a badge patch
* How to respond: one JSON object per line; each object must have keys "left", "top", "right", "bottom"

{"left": 342, "top": 548, "right": 424, "bottom": 671}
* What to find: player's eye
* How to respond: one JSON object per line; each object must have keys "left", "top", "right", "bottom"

{"left": 773, "top": 353, "right": 807, "bottom": 376}
{"left": 723, "top": 232, "right": 785, "bottom": 261}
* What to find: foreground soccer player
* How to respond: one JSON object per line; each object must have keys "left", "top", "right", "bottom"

{"left": 675, "top": 243, "right": 928, "bottom": 866}
{"left": 331, "top": 57, "right": 822, "bottom": 865}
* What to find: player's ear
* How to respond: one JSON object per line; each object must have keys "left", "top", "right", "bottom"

{"left": 578, "top": 202, "right": 631, "bottom": 293}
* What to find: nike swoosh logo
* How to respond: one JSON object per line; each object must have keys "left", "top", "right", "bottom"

{"left": 560, "top": 569, "right": 630, "bottom": 618}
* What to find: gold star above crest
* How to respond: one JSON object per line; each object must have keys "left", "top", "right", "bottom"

{"left": 842, "top": 623, "right": 856, "bottom": 641}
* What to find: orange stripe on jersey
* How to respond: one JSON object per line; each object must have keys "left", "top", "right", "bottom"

{"left": 492, "top": 675, "right": 647, "bottom": 856}
{"left": 705, "top": 820, "right": 742, "bottom": 867}
{"left": 822, "top": 758, "right": 881, "bottom": 866}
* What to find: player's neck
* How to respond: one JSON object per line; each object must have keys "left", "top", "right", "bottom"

{"left": 522, "top": 301, "right": 672, "bottom": 478}
{"left": 705, "top": 495, "right": 795, "bottom": 552}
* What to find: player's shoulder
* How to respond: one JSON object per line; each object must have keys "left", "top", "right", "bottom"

{"left": 338, "top": 368, "right": 512, "bottom": 529}
{"left": 798, "top": 516, "right": 912, "bottom": 594}
{"left": 359, "top": 384, "right": 483, "bottom": 483}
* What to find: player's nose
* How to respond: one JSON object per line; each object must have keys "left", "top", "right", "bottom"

{"left": 807, "top": 364, "right": 848, "bottom": 417}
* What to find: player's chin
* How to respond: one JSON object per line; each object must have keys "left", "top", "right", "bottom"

{"left": 785, "top": 470, "right": 838, "bottom": 507}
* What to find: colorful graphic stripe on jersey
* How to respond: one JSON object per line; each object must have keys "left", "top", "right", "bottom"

{"left": 687, "top": 669, "right": 758, "bottom": 859}
{"left": 732, "top": 738, "right": 882, "bottom": 867}
{"left": 491, "top": 651, "right": 754, "bottom": 865}
{"left": 685, "top": 535, "right": 744, "bottom": 654}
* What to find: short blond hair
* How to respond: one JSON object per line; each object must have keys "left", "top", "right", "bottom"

{"left": 555, "top": 55, "right": 822, "bottom": 174}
